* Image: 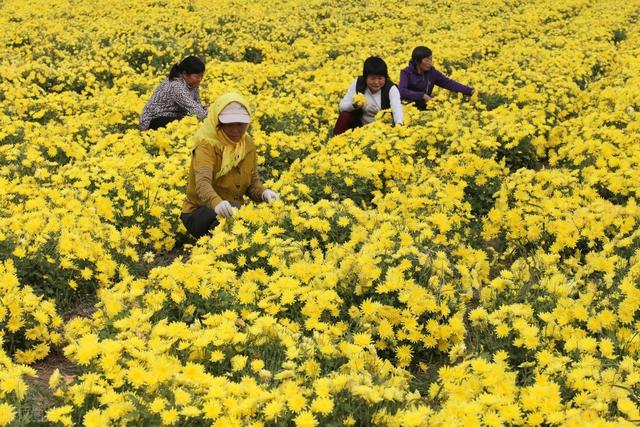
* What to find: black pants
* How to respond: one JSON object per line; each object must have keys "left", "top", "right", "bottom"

{"left": 181, "top": 206, "right": 219, "bottom": 239}
{"left": 149, "top": 116, "right": 182, "bottom": 130}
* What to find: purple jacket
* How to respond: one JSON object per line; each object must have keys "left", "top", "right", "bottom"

{"left": 398, "top": 63, "right": 473, "bottom": 101}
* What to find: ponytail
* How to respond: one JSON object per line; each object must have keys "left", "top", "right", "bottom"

{"left": 169, "top": 63, "right": 182, "bottom": 79}
{"left": 168, "top": 56, "right": 205, "bottom": 79}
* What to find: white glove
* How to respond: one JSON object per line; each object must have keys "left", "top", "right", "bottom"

{"left": 262, "top": 189, "right": 280, "bottom": 203}
{"left": 214, "top": 200, "right": 235, "bottom": 218}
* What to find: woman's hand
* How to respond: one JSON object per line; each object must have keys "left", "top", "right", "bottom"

{"left": 214, "top": 200, "right": 235, "bottom": 218}
{"left": 423, "top": 94, "right": 433, "bottom": 102}
{"left": 262, "top": 189, "right": 280, "bottom": 203}
{"left": 352, "top": 93, "right": 367, "bottom": 109}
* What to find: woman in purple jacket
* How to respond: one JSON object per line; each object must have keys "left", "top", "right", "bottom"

{"left": 399, "top": 46, "right": 475, "bottom": 110}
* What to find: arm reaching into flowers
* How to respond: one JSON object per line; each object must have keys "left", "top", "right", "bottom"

{"left": 261, "top": 190, "right": 280, "bottom": 202}
{"left": 173, "top": 82, "right": 208, "bottom": 119}
{"left": 432, "top": 68, "right": 473, "bottom": 96}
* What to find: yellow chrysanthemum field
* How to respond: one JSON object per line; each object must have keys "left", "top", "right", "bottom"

{"left": 1, "top": 0, "right": 640, "bottom": 425}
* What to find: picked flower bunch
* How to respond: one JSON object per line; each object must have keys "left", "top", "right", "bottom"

{"left": 352, "top": 93, "right": 367, "bottom": 108}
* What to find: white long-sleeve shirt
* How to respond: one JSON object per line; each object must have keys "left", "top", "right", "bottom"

{"left": 339, "top": 79, "right": 404, "bottom": 125}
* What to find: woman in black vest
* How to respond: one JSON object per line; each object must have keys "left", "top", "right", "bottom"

{"left": 334, "top": 57, "right": 403, "bottom": 136}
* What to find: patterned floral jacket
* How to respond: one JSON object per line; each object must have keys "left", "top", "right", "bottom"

{"left": 139, "top": 78, "right": 207, "bottom": 130}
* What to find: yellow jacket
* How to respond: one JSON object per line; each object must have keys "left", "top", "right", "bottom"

{"left": 182, "top": 93, "right": 266, "bottom": 214}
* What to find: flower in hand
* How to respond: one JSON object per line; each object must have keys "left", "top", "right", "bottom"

{"left": 352, "top": 93, "right": 367, "bottom": 109}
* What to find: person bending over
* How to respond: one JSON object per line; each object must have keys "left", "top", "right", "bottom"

{"left": 399, "top": 46, "right": 475, "bottom": 110}
{"left": 180, "top": 92, "right": 280, "bottom": 238}
{"left": 140, "top": 56, "right": 208, "bottom": 130}
{"left": 333, "top": 56, "right": 403, "bottom": 135}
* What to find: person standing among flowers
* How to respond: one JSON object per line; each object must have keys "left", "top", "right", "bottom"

{"left": 399, "top": 46, "right": 475, "bottom": 110}
{"left": 181, "top": 92, "right": 280, "bottom": 238}
{"left": 333, "top": 56, "right": 404, "bottom": 135}
{"left": 139, "top": 56, "right": 208, "bottom": 130}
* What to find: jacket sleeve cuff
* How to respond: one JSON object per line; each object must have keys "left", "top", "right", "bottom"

{"left": 249, "top": 183, "right": 267, "bottom": 202}
{"left": 208, "top": 195, "right": 223, "bottom": 211}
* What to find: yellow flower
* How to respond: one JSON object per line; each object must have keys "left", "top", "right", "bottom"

{"left": 74, "top": 333, "right": 100, "bottom": 365}
{"left": 250, "top": 359, "right": 265, "bottom": 372}
{"left": 263, "top": 400, "right": 284, "bottom": 420}
{"left": 150, "top": 397, "right": 167, "bottom": 413}
{"left": 287, "top": 393, "right": 307, "bottom": 412}
{"left": 210, "top": 351, "right": 225, "bottom": 362}
{"left": 174, "top": 389, "right": 191, "bottom": 406}
{"left": 310, "top": 397, "right": 333, "bottom": 415}
{"left": 343, "top": 416, "right": 356, "bottom": 426}
{"left": 11, "top": 247, "right": 26, "bottom": 258}
{"left": 294, "top": 411, "right": 317, "bottom": 427}
{"left": 231, "top": 355, "right": 248, "bottom": 371}
{"left": 46, "top": 406, "right": 73, "bottom": 426}
{"left": 202, "top": 399, "right": 221, "bottom": 419}
{"left": 599, "top": 338, "right": 615, "bottom": 359}
{"left": 352, "top": 93, "right": 367, "bottom": 108}
{"left": 83, "top": 409, "right": 108, "bottom": 427}
{"left": 495, "top": 323, "right": 510, "bottom": 338}
{"left": 0, "top": 403, "right": 16, "bottom": 427}
{"left": 49, "top": 369, "right": 61, "bottom": 389}
{"left": 396, "top": 345, "right": 412, "bottom": 368}
{"left": 161, "top": 408, "right": 179, "bottom": 425}
{"left": 353, "top": 332, "right": 372, "bottom": 347}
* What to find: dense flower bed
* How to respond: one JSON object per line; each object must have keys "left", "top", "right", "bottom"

{"left": 1, "top": 0, "right": 639, "bottom": 425}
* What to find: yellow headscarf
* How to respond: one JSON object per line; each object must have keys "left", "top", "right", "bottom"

{"left": 192, "top": 92, "right": 251, "bottom": 179}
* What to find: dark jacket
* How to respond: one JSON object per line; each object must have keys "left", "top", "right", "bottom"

{"left": 398, "top": 63, "right": 473, "bottom": 101}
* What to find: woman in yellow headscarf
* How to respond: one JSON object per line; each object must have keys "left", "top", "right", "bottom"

{"left": 181, "top": 92, "right": 280, "bottom": 238}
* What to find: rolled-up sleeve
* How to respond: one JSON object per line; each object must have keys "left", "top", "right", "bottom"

{"left": 193, "top": 143, "right": 222, "bottom": 209}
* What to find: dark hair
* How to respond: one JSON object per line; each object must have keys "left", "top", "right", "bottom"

{"left": 362, "top": 56, "right": 390, "bottom": 80}
{"left": 410, "top": 46, "right": 432, "bottom": 68}
{"left": 169, "top": 56, "right": 205, "bottom": 79}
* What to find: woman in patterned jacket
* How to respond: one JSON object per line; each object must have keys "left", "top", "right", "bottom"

{"left": 139, "top": 56, "right": 208, "bottom": 130}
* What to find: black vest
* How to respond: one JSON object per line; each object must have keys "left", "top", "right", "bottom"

{"left": 351, "top": 77, "right": 395, "bottom": 127}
